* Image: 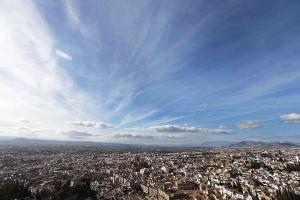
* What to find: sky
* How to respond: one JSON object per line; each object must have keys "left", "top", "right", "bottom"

{"left": 0, "top": 0, "right": 300, "bottom": 145}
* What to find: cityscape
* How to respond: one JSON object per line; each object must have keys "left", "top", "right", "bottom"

{"left": 0, "top": 140, "right": 300, "bottom": 199}
{"left": 1, "top": 0, "right": 300, "bottom": 199}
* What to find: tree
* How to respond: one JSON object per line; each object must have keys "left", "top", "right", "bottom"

{"left": 0, "top": 180, "right": 31, "bottom": 200}
{"left": 276, "top": 187, "right": 300, "bottom": 200}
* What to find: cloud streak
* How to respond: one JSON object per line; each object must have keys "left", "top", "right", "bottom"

{"left": 55, "top": 49, "right": 72, "bottom": 61}
{"left": 61, "top": 130, "right": 93, "bottom": 138}
{"left": 120, "top": 109, "right": 158, "bottom": 126}
{"left": 237, "top": 121, "right": 263, "bottom": 129}
{"left": 149, "top": 125, "right": 232, "bottom": 135}
{"left": 113, "top": 133, "right": 184, "bottom": 140}
{"left": 67, "top": 121, "right": 114, "bottom": 129}
{"left": 280, "top": 113, "right": 300, "bottom": 124}
{"left": 0, "top": 1, "right": 91, "bottom": 139}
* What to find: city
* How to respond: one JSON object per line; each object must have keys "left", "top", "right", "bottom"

{"left": 1, "top": 143, "right": 300, "bottom": 199}
{"left": 1, "top": 0, "right": 300, "bottom": 199}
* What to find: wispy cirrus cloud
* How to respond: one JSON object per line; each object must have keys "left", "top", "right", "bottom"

{"left": 64, "top": 0, "right": 86, "bottom": 38}
{"left": 63, "top": 0, "right": 101, "bottom": 44}
{"left": 0, "top": 1, "right": 91, "bottom": 138}
{"left": 120, "top": 109, "right": 158, "bottom": 126}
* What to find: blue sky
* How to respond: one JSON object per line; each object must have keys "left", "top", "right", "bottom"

{"left": 0, "top": 0, "right": 300, "bottom": 145}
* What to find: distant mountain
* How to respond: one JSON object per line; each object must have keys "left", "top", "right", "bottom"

{"left": 0, "top": 137, "right": 299, "bottom": 148}
{"left": 230, "top": 141, "right": 300, "bottom": 148}
{"left": 0, "top": 137, "right": 140, "bottom": 148}
{"left": 198, "top": 141, "right": 235, "bottom": 147}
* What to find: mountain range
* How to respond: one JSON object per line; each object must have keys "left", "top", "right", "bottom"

{"left": 0, "top": 137, "right": 299, "bottom": 148}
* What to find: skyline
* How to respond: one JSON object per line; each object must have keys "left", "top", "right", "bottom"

{"left": 1, "top": 0, "right": 300, "bottom": 145}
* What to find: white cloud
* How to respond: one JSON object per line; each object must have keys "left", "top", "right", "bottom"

{"left": 149, "top": 125, "right": 232, "bottom": 134}
{"left": 113, "top": 133, "right": 184, "bottom": 140}
{"left": 61, "top": 130, "right": 93, "bottom": 138}
{"left": 218, "top": 125, "right": 228, "bottom": 129}
{"left": 0, "top": 1, "right": 91, "bottom": 138}
{"left": 20, "top": 119, "right": 31, "bottom": 124}
{"left": 120, "top": 109, "right": 158, "bottom": 125}
{"left": 64, "top": 0, "right": 91, "bottom": 39}
{"left": 55, "top": 49, "right": 72, "bottom": 61}
{"left": 280, "top": 113, "right": 300, "bottom": 124}
{"left": 67, "top": 121, "right": 114, "bottom": 129}
{"left": 64, "top": 0, "right": 80, "bottom": 26}
{"left": 237, "top": 121, "right": 263, "bottom": 129}
{"left": 0, "top": 125, "right": 57, "bottom": 139}
{"left": 113, "top": 133, "right": 154, "bottom": 140}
